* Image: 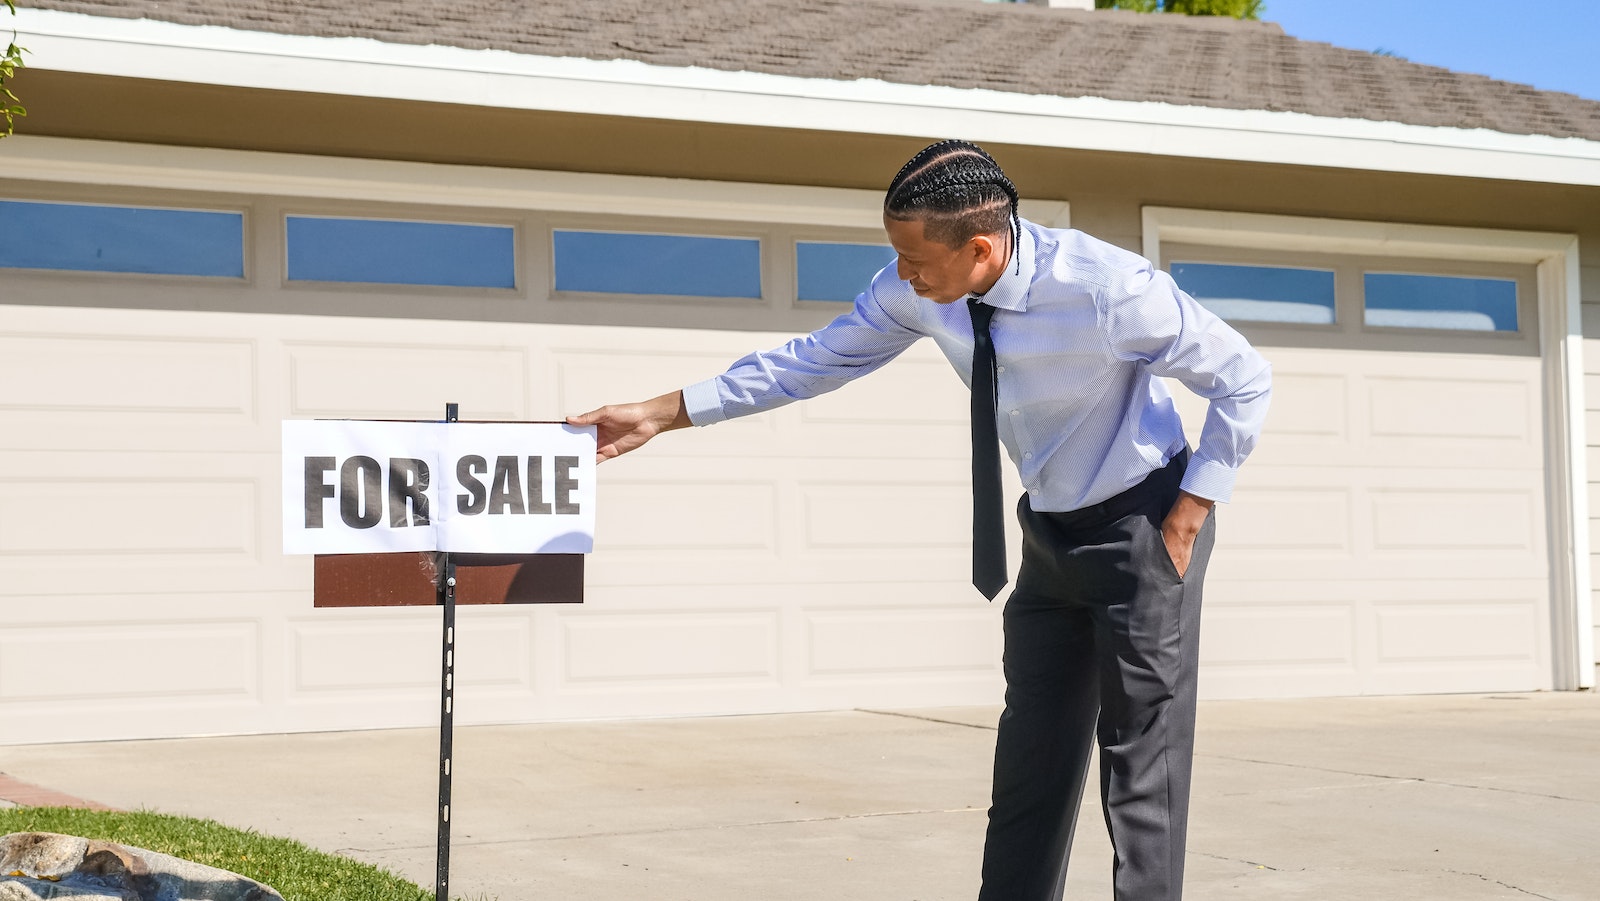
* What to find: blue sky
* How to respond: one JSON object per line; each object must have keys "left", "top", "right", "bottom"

{"left": 1263, "top": 0, "right": 1600, "bottom": 101}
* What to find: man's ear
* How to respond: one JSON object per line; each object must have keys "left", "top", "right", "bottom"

{"left": 968, "top": 234, "right": 997, "bottom": 264}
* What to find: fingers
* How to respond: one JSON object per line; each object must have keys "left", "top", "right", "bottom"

{"left": 568, "top": 396, "right": 683, "bottom": 463}
{"left": 568, "top": 404, "right": 648, "bottom": 463}
{"left": 1161, "top": 526, "right": 1193, "bottom": 578}
{"left": 566, "top": 406, "right": 609, "bottom": 427}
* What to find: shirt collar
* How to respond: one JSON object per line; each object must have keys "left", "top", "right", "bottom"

{"left": 969, "top": 221, "right": 1035, "bottom": 313}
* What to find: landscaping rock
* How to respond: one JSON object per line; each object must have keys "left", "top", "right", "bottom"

{"left": 0, "top": 833, "right": 283, "bottom": 901}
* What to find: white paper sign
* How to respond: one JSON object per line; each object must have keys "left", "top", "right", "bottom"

{"left": 282, "top": 420, "right": 596, "bottom": 556}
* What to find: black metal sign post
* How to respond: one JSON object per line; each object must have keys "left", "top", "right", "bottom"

{"left": 435, "top": 402, "right": 459, "bottom": 901}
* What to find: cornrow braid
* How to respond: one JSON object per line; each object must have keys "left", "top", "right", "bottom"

{"left": 884, "top": 140, "right": 1021, "bottom": 275}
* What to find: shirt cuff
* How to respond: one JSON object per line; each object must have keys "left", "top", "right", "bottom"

{"left": 1178, "top": 455, "right": 1238, "bottom": 504}
{"left": 681, "top": 379, "right": 728, "bottom": 427}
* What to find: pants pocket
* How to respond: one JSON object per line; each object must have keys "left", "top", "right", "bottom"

{"left": 1150, "top": 515, "right": 1187, "bottom": 584}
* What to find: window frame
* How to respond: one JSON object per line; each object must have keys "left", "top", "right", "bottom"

{"left": 277, "top": 207, "right": 523, "bottom": 296}
{"left": 0, "top": 192, "right": 252, "bottom": 284}
{"left": 790, "top": 227, "right": 899, "bottom": 308}
{"left": 1165, "top": 258, "right": 1339, "bottom": 331}
{"left": 1360, "top": 269, "right": 1522, "bottom": 335}
{"left": 282, "top": 212, "right": 520, "bottom": 291}
{"left": 1161, "top": 240, "right": 1539, "bottom": 356}
{"left": 544, "top": 220, "right": 770, "bottom": 305}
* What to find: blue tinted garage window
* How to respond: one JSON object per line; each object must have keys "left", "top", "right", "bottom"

{"left": 797, "top": 242, "right": 898, "bottom": 302}
{"left": 1169, "top": 262, "right": 1336, "bottom": 325}
{"left": 0, "top": 200, "right": 244, "bottom": 277}
{"left": 553, "top": 230, "right": 762, "bottom": 298}
{"left": 1364, "top": 273, "right": 1517, "bottom": 332}
{"left": 286, "top": 216, "right": 516, "bottom": 288}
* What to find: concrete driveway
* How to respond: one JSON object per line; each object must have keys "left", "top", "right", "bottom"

{"left": 2, "top": 692, "right": 1596, "bottom": 900}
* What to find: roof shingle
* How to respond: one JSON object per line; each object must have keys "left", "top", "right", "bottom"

{"left": 24, "top": 0, "right": 1600, "bottom": 142}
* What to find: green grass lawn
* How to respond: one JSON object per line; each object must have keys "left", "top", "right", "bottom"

{"left": 0, "top": 807, "right": 450, "bottom": 901}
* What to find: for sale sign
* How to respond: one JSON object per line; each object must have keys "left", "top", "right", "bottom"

{"left": 282, "top": 420, "right": 596, "bottom": 556}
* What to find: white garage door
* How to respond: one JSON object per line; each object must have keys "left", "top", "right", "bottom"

{"left": 1161, "top": 239, "right": 1556, "bottom": 698}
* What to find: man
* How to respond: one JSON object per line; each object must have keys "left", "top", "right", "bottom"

{"left": 569, "top": 140, "right": 1271, "bottom": 901}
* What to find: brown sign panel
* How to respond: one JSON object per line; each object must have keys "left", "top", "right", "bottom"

{"left": 314, "top": 553, "right": 583, "bottom": 607}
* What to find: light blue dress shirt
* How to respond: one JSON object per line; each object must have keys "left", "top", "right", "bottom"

{"left": 682, "top": 219, "right": 1272, "bottom": 511}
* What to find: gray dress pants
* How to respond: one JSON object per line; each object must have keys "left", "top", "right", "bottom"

{"left": 977, "top": 450, "right": 1215, "bottom": 901}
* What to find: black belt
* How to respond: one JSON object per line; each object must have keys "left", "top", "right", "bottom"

{"left": 1033, "top": 447, "right": 1189, "bottom": 531}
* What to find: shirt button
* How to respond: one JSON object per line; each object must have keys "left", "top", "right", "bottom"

{"left": 1029, "top": 488, "right": 1040, "bottom": 495}
{"left": 1010, "top": 410, "right": 1020, "bottom": 416}
{"left": 997, "top": 365, "right": 1006, "bottom": 374}
{"left": 1024, "top": 452, "right": 1034, "bottom": 460}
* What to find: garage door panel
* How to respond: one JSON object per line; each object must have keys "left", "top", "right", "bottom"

{"left": 1369, "top": 489, "right": 1540, "bottom": 552}
{"left": 0, "top": 333, "right": 256, "bottom": 416}
{"left": 0, "top": 478, "right": 256, "bottom": 558}
{"left": 1200, "top": 604, "right": 1355, "bottom": 667}
{"left": 801, "top": 482, "right": 968, "bottom": 550}
{"left": 1215, "top": 487, "right": 1352, "bottom": 552}
{"left": 1371, "top": 601, "right": 1541, "bottom": 665}
{"left": 285, "top": 341, "right": 528, "bottom": 420}
{"left": 0, "top": 451, "right": 304, "bottom": 596}
{"left": 0, "top": 332, "right": 265, "bottom": 452}
{"left": 1365, "top": 375, "right": 1537, "bottom": 442}
{"left": 805, "top": 607, "right": 1000, "bottom": 676}
{"left": 560, "top": 610, "right": 780, "bottom": 685}
{"left": 597, "top": 479, "right": 779, "bottom": 553}
{"left": 287, "top": 610, "right": 533, "bottom": 695}
{"left": 1205, "top": 555, "right": 1545, "bottom": 585}
{"left": 1197, "top": 579, "right": 1548, "bottom": 698}
{"left": 1361, "top": 657, "right": 1544, "bottom": 695}
{"left": 585, "top": 544, "right": 970, "bottom": 590}
{"left": 0, "top": 620, "right": 261, "bottom": 705}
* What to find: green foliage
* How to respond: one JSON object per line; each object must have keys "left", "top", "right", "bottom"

{"left": 0, "top": 807, "right": 454, "bottom": 901}
{"left": 1095, "top": 0, "right": 1264, "bottom": 19}
{"left": 2, "top": 0, "right": 25, "bottom": 138}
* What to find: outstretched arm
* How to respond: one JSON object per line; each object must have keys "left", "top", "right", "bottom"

{"left": 568, "top": 271, "right": 922, "bottom": 463}
{"left": 566, "top": 390, "right": 693, "bottom": 463}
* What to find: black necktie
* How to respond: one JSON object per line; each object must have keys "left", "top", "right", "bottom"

{"left": 967, "top": 298, "right": 1007, "bottom": 600}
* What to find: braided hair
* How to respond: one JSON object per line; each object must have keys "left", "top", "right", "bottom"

{"left": 883, "top": 140, "right": 1020, "bottom": 273}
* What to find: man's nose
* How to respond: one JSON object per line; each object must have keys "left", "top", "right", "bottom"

{"left": 895, "top": 257, "right": 912, "bottom": 281}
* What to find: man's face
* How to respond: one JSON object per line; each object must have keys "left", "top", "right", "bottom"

{"left": 883, "top": 215, "right": 994, "bottom": 305}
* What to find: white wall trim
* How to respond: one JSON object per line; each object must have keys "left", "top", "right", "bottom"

{"left": 15, "top": 7, "right": 1600, "bottom": 189}
{"left": 0, "top": 136, "right": 1071, "bottom": 231}
{"left": 0, "top": 136, "right": 884, "bottom": 227}
{"left": 1551, "top": 238, "right": 1596, "bottom": 688}
{"left": 1143, "top": 206, "right": 1593, "bottom": 690}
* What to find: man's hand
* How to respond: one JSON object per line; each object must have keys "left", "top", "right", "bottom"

{"left": 1160, "top": 490, "right": 1214, "bottom": 579}
{"left": 566, "top": 390, "right": 693, "bottom": 463}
